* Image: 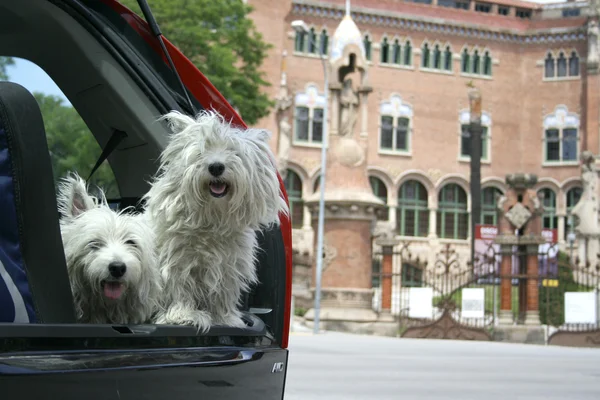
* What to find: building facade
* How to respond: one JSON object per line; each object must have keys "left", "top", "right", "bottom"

{"left": 248, "top": 0, "right": 597, "bottom": 265}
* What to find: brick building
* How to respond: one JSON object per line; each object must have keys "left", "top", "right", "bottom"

{"left": 247, "top": 0, "right": 596, "bottom": 268}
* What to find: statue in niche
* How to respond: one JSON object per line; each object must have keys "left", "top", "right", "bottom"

{"left": 339, "top": 78, "right": 359, "bottom": 138}
{"left": 588, "top": 20, "right": 600, "bottom": 67}
{"left": 570, "top": 151, "right": 599, "bottom": 237}
{"left": 276, "top": 116, "right": 291, "bottom": 179}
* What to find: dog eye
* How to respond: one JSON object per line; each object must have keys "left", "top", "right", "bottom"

{"left": 88, "top": 241, "right": 101, "bottom": 250}
{"left": 125, "top": 239, "right": 138, "bottom": 248}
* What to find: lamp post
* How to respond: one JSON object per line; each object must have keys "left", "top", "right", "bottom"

{"left": 468, "top": 87, "right": 482, "bottom": 269}
{"left": 291, "top": 19, "right": 329, "bottom": 335}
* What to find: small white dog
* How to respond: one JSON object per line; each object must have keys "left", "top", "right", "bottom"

{"left": 145, "top": 111, "right": 288, "bottom": 331}
{"left": 57, "top": 173, "right": 162, "bottom": 325}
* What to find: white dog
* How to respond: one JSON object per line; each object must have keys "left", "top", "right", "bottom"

{"left": 145, "top": 111, "right": 288, "bottom": 332}
{"left": 57, "top": 173, "right": 162, "bottom": 325}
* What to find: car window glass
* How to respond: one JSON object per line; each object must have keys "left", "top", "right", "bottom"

{"left": 0, "top": 56, "right": 119, "bottom": 199}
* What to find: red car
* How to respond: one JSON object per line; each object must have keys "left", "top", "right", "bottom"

{"left": 0, "top": 0, "right": 292, "bottom": 398}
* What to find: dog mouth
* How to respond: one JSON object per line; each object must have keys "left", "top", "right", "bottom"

{"left": 208, "top": 180, "right": 229, "bottom": 198}
{"left": 101, "top": 280, "right": 125, "bottom": 300}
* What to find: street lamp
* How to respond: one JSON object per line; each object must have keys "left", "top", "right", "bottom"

{"left": 291, "top": 19, "right": 329, "bottom": 335}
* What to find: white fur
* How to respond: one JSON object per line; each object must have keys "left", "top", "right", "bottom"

{"left": 144, "top": 110, "right": 288, "bottom": 332}
{"left": 57, "top": 173, "right": 162, "bottom": 325}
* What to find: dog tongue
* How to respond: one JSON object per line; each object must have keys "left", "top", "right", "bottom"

{"left": 210, "top": 182, "right": 226, "bottom": 194}
{"left": 103, "top": 282, "right": 124, "bottom": 300}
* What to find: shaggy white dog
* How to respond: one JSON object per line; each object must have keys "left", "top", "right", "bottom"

{"left": 57, "top": 173, "right": 162, "bottom": 325}
{"left": 145, "top": 111, "right": 288, "bottom": 332}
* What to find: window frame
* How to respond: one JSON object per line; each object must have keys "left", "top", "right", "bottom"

{"left": 458, "top": 110, "right": 492, "bottom": 164}
{"left": 397, "top": 180, "right": 429, "bottom": 238}
{"left": 283, "top": 170, "right": 304, "bottom": 229}
{"left": 293, "top": 84, "right": 326, "bottom": 148}
{"left": 565, "top": 186, "right": 583, "bottom": 240}
{"left": 543, "top": 50, "right": 580, "bottom": 81}
{"left": 542, "top": 105, "right": 580, "bottom": 165}
{"left": 378, "top": 95, "right": 414, "bottom": 156}
{"left": 369, "top": 176, "right": 390, "bottom": 221}
{"left": 538, "top": 188, "right": 558, "bottom": 230}
{"left": 437, "top": 183, "right": 469, "bottom": 240}
{"left": 481, "top": 186, "right": 502, "bottom": 226}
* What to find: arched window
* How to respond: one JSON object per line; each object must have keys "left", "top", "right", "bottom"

{"left": 544, "top": 53, "right": 555, "bottom": 78}
{"left": 398, "top": 180, "right": 429, "bottom": 237}
{"left": 369, "top": 176, "right": 389, "bottom": 221}
{"left": 543, "top": 105, "right": 579, "bottom": 163}
{"left": 294, "top": 30, "right": 306, "bottom": 53}
{"left": 364, "top": 34, "right": 372, "bottom": 61}
{"left": 538, "top": 188, "right": 558, "bottom": 230}
{"left": 472, "top": 50, "right": 481, "bottom": 74}
{"left": 404, "top": 40, "right": 412, "bottom": 65}
{"left": 556, "top": 52, "right": 567, "bottom": 78}
{"left": 284, "top": 170, "right": 304, "bottom": 228}
{"left": 437, "top": 184, "right": 469, "bottom": 240}
{"left": 433, "top": 44, "right": 442, "bottom": 69}
{"left": 565, "top": 186, "right": 583, "bottom": 239}
{"left": 308, "top": 28, "right": 317, "bottom": 54}
{"left": 381, "top": 37, "right": 390, "bottom": 63}
{"left": 319, "top": 29, "right": 329, "bottom": 55}
{"left": 392, "top": 39, "right": 401, "bottom": 64}
{"left": 568, "top": 51, "right": 579, "bottom": 77}
{"left": 481, "top": 187, "right": 502, "bottom": 226}
{"left": 421, "top": 43, "right": 430, "bottom": 68}
{"left": 461, "top": 48, "right": 470, "bottom": 73}
{"left": 483, "top": 51, "right": 492, "bottom": 76}
{"left": 443, "top": 46, "right": 452, "bottom": 71}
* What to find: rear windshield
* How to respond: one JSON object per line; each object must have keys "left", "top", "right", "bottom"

{"left": 81, "top": 0, "right": 202, "bottom": 115}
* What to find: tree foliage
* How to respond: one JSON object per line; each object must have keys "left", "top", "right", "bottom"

{"left": 34, "top": 93, "right": 119, "bottom": 198}
{"left": 0, "top": 57, "right": 15, "bottom": 81}
{"left": 120, "top": 0, "right": 273, "bottom": 124}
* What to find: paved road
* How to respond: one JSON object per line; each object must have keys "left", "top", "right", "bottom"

{"left": 285, "top": 331, "right": 600, "bottom": 400}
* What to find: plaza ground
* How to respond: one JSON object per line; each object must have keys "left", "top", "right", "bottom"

{"left": 285, "top": 331, "right": 600, "bottom": 400}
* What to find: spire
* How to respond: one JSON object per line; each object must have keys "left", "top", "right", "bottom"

{"left": 345, "top": 0, "right": 351, "bottom": 16}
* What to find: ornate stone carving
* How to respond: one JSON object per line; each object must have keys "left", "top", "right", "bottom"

{"left": 336, "top": 137, "right": 365, "bottom": 167}
{"left": 277, "top": 117, "right": 291, "bottom": 178}
{"left": 322, "top": 239, "right": 338, "bottom": 271}
{"left": 588, "top": 20, "right": 600, "bottom": 72}
{"left": 339, "top": 78, "right": 359, "bottom": 138}
{"left": 571, "top": 151, "right": 600, "bottom": 236}
{"left": 504, "top": 202, "right": 532, "bottom": 230}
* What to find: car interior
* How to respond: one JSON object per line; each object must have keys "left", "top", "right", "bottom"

{"left": 0, "top": 0, "right": 287, "bottom": 345}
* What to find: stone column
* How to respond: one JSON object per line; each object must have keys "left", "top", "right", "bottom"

{"left": 524, "top": 244, "right": 541, "bottom": 325}
{"left": 375, "top": 237, "right": 400, "bottom": 314}
{"left": 359, "top": 89, "right": 370, "bottom": 138}
{"left": 557, "top": 213, "right": 566, "bottom": 245}
{"left": 428, "top": 207, "right": 438, "bottom": 239}
{"left": 388, "top": 201, "right": 398, "bottom": 231}
{"left": 498, "top": 244, "right": 514, "bottom": 325}
{"left": 329, "top": 84, "right": 341, "bottom": 136}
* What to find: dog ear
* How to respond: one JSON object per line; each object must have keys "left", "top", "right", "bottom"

{"left": 57, "top": 172, "right": 96, "bottom": 218}
{"left": 159, "top": 111, "right": 197, "bottom": 134}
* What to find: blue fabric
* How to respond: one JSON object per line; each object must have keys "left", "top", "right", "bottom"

{"left": 0, "top": 123, "right": 36, "bottom": 323}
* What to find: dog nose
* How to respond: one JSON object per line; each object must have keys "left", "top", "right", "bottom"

{"left": 108, "top": 262, "right": 127, "bottom": 278}
{"left": 208, "top": 162, "right": 225, "bottom": 177}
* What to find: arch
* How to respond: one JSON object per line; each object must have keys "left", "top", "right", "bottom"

{"left": 443, "top": 43, "right": 453, "bottom": 71}
{"left": 285, "top": 160, "right": 309, "bottom": 182}
{"left": 560, "top": 176, "right": 583, "bottom": 192}
{"left": 391, "top": 37, "right": 402, "bottom": 65}
{"left": 556, "top": 50, "right": 568, "bottom": 77}
{"left": 436, "top": 173, "right": 471, "bottom": 211}
{"left": 395, "top": 169, "right": 435, "bottom": 193}
{"left": 403, "top": 38, "right": 413, "bottom": 65}
{"left": 535, "top": 177, "right": 561, "bottom": 194}
{"left": 283, "top": 169, "right": 305, "bottom": 228}
{"left": 421, "top": 40, "right": 431, "bottom": 68}
{"left": 537, "top": 187, "right": 558, "bottom": 229}
{"left": 366, "top": 166, "right": 395, "bottom": 195}
{"left": 544, "top": 51, "right": 556, "bottom": 78}
{"left": 568, "top": 48, "right": 580, "bottom": 76}
{"left": 460, "top": 47, "right": 471, "bottom": 73}
{"left": 481, "top": 176, "right": 507, "bottom": 192}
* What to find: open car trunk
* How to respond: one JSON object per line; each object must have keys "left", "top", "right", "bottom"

{"left": 0, "top": 0, "right": 292, "bottom": 398}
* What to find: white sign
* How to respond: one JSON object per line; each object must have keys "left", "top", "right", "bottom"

{"left": 408, "top": 287, "right": 433, "bottom": 319}
{"left": 565, "top": 292, "right": 597, "bottom": 324}
{"left": 461, "top": 288, "right": 485, "bottom": 319}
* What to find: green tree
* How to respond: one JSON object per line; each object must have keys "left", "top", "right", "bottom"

{"left": 34, "top": 92, "right": 119, "bottom": 198}
{"left": 120, "top": 0, "right": 273, "bottom": 125}
{"left": 0, "top": 56, "right": 15, "bottom": 81}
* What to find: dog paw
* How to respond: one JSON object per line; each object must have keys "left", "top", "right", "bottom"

{"left": 155, "top": 307, "right": 213, "bottom": 333}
